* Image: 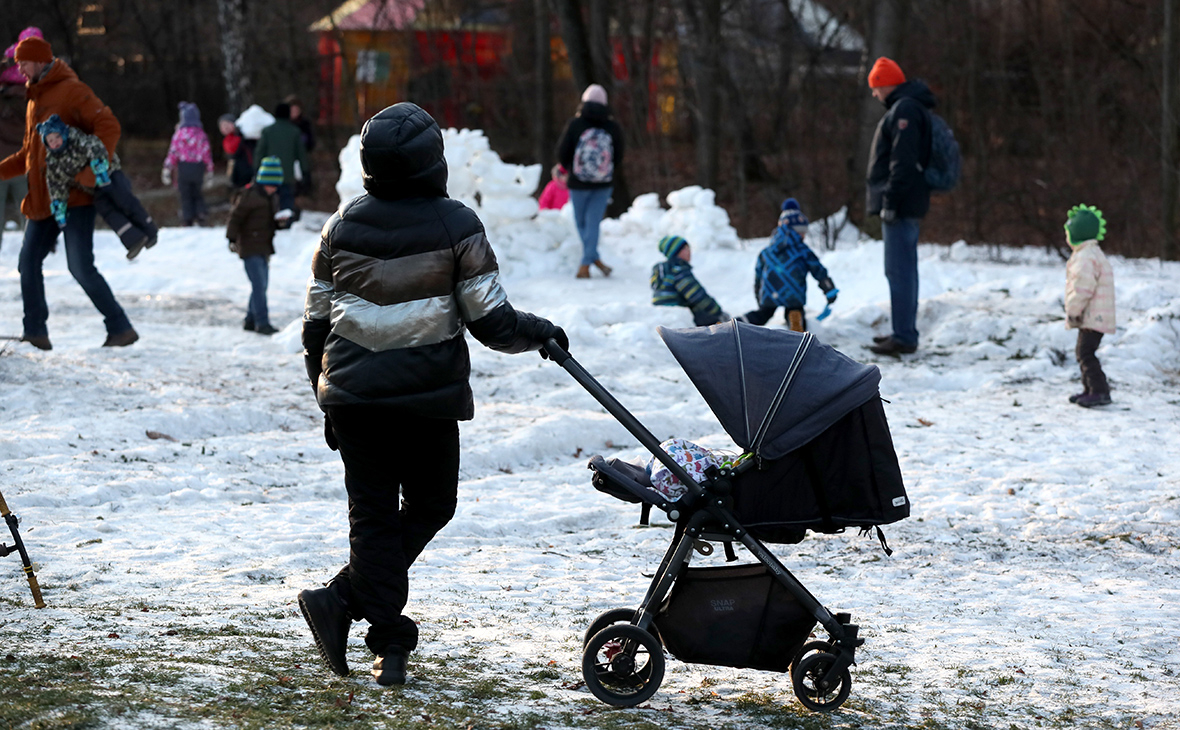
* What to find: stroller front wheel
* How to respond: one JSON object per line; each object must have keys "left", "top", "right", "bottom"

{"left": 582, "top": 624, "right": 665, "bottom": 707}
{"left": 792, "top": 651, "right": 852, "bottom": 712}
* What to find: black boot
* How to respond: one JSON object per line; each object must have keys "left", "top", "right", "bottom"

{"left": 298, "top": 585, "right": 352, "bottom": 676}
{"left": 371, "top": 647, "right": 408, "bottom": 686}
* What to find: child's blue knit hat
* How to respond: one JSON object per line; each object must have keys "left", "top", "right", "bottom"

{"left": 36, "top": 114, "right": 69, "bottom": 150}
{"left": 778, "top": 197, "right": 809, "bottom": 233}
{"left": 658, "top": 235, "right": 689, "bottom": 259}
{"left": 255, "top": 156, "right": 284, "bottom": 185}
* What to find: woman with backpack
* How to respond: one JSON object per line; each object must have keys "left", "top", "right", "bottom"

{"left": 556, "top": 84, "right": 624, "bottom": 279}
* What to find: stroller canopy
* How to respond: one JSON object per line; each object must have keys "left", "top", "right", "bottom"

{"left": 657, "top": 320, "right": 881, "bottom": 461}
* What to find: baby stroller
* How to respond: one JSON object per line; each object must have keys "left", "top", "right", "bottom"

{"left": 541, "top": 320, "right": 909, "bottom": 712}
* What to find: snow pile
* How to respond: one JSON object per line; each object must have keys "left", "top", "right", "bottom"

{"left": 2, "top": 192, "right": 1180, "bottom": 727}
{"left": 335, "top": 133, "right": 364, "bottom": 205}
{"left": 331, "top": 129, "right": 742, "bottom": 276}
{"left": 235, "top": 104, "right": 275, "bottom": 140}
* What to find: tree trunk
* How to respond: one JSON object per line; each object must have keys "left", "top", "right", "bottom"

{"left": 1164, "top": 0, "right": 1180, "bottom": 260}
{"left": 536, "top": 0, "right": 556, "bottom": 178}
{"left": 554, "top": 0, "right": 596, "bottom": 91}
{"left": 588, "top": 0, "right": 613, "bottom": 92}
{"left": 850, "top": 0, "right": 906, "bottom": 229}
{"left": 682, "top": 0, "right": 722, "bottom": 189}
{"left": 217, "top": 0, "right": 252, "bottom": 115}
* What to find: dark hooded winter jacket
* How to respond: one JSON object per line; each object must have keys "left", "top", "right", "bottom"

{"left": 556, "top": 101, "right": 625, "bottom": 190}
{"left": 866, "top": 80, "right": 935, "bottom": 220}
{"left": 302, "top": 102, "right": 560, "bottom": 418}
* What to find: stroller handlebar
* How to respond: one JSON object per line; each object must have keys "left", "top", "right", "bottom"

{"left": 545, "top": 339, "right": 707, "bottom": 503}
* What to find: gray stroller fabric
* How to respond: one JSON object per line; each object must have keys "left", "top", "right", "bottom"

{"left": 657, "top": 320, "right": 881, "bottom": 460}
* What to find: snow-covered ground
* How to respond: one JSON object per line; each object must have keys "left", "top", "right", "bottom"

{"left": 2, "top": 170, "right": 1179, "bottom": 728}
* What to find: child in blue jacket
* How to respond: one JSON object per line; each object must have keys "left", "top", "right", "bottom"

{"left": 651, "top": 235, "right": 728, "bottom": 327}
{"left": 740, "top": 198, "right": 836, "bottom": 332}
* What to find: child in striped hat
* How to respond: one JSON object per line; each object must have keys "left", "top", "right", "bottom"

{"left": 650, "top": 234, "right": 728, "bottom": 327}
{"left": 226, "top": 156, "right": 284, "bottom": 335}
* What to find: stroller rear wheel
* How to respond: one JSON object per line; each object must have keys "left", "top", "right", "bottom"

{"left": 792, "top": 651, "right": 851, "bottom": 712}
{"left": 582, "top": 624, "right": 665, "bottom": 707}
{"left": 583, "top": 608, "right": 664, "bottom": 649}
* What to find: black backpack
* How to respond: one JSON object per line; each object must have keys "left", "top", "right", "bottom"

{"left": 920, "top": 109, "right": 961, "bottom": 192}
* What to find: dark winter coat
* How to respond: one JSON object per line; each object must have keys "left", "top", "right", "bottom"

{"left": 302, "top": 102, "right": 560, "bottom": 418}
{"left": 226, "top": 184, "right": 277, "bottom": 259}
{"left": 555, "top": 101, "right": 625, "bottom": 190}
{"left": 0, "top": 59, "right": 120, "bottom": 221}
{"left": 866, "top": 80, "right": 935, "bottom": 220}
{"left": 754, "top": 226, "right": 833, "bottom": 310}
{"left": 255, "top": 118, "right": 308, "bottom": 190}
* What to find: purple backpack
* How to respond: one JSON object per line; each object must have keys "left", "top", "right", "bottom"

{"left": 573, "top": 127, "right": 614, "bottom": 184}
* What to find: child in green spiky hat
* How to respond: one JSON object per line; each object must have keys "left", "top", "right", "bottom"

{"left": 1063, "top": 204, "right": 1114, "bottom": 408}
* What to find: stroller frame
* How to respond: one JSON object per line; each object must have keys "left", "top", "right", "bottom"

{"left": 543, "top": 339, "right": 863, "bottom": 711}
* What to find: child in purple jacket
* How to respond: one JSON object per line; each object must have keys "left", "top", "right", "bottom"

{"left": 162, "top": 102, "right": 214, "bottom": 226}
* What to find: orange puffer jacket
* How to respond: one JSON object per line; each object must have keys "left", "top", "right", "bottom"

{"left": 0, "top": 60, "right": 120, "bottom": 221}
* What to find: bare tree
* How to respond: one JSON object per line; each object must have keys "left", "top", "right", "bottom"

{"left": 1164, "top": 0, "right": 1180, "bottom": 260}
{"left": 216, "top": 0, "right": 251, "bottom": 115}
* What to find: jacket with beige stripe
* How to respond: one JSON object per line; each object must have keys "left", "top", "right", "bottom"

{"left": 1065, "top": 240, "right": 1115, "bottom": 335}
{"left": 302, "top": 103, "right": 558, "bottom": 418}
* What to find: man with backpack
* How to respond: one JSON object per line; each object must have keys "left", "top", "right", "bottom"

{"left": 556, "top": 84, "right": 624, "bottom": 279}
{"left": 865, "top": 57, "right": 942, "bottom": 356}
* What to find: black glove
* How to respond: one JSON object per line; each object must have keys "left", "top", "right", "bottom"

{"left": 539, "top": 324, "right": 569, "bottom": 360}
{"left": 324, "top": 415, "right": 339, "bottom": 451}
{"left": 880, "top": 208, "right": 897, "bottom": 224}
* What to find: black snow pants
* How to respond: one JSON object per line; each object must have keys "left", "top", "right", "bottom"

{"left": 1076, "top": 329, "right": 1109, "bottom": 396}
{"left": 93, "top": 170, "right": 158, "bottom": 251}
{"left": 325, "top": 407, "right": 460, "bottom": 655}
{"left": 177, "top": 161, "right": 207, "bottom": 225}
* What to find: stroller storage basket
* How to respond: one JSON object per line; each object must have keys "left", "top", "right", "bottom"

{"left": 654, "top": 563, "right": 815, "bottom": 673}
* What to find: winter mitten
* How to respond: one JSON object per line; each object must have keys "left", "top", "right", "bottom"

{"left": 825, "top": 287, "right": 839, "bottom": 304}
{"left": 90, "top": 158, "right": 111, "bottom": 187}
{"left": 202, "top": 175, "right": 216, "bottom": 191}
{"left": 880, "top": 208, "right": 897, "bottom": 224}
{"left": 227, "top": 239, "right": 239, "bottom": 254}
{"left": 50, "top": 200, "right": 67, "bottom": 229}
{"left": 160, "top": 166, "right": 172, "bottom": 185}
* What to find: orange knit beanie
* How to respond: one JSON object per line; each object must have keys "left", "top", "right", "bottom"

{"left": 868, "top": 57, "right": 906, "bottom": 88}
{"left": 14, "top": 37, "right": 53, "bottom": 64}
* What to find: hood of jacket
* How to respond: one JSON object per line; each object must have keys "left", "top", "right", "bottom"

{"left": 27, "top": 60, "right": 76, "bottom": 99}
{"left": 361, "top": 102, "right": 448, "bottom": 200}
{"left": 577, "top": 100, "right": 611, "bottom": 124}
{"left": 885, "top": 79, "right": 936, "bottom": 111}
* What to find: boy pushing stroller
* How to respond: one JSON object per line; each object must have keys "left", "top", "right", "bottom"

{"left": 38, "top": 114, "right": 157, "bottom": 259}
{"left": 740, "top": 198, "right": 836, "bottom": 332}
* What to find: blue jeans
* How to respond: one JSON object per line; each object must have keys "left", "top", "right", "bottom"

{"left": 19, "top": 206, "right": 132, "bottom": 337}
{"left": 569, "top": 186, "right": 612, "bottom": 266}
{"left": 882, "top": 218, "right": 921, "bottom": 347}
{"left": 243, "top": 255, "right": 270, "bottom": 327}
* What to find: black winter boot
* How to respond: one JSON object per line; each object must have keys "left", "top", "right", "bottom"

{"left": 371, "top": 647, "right": 409, "bottom": 686}
{"left": 298, "top": 585, "right": 352, "bottom": 676}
